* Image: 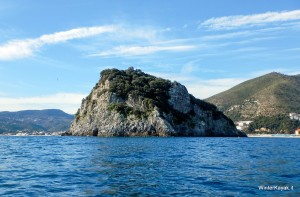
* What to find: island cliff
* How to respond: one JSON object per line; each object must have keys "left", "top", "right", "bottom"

{"left": 70, "top": 68, "right": 246, "bottom": 137}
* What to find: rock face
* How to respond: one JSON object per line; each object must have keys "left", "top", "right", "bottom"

{"left": 70, "top": 68, "right": 246, "bottom": 137}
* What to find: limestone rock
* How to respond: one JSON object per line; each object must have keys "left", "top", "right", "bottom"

{"left": 70, "top": 68, "right": 246, "bottom": 137}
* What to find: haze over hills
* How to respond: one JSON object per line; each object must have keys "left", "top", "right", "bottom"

{"left": 0, "top": 109, "right": 74, "bottom": 134}
{"left": 206, "top": 72, "right": 300, "bottom": 121}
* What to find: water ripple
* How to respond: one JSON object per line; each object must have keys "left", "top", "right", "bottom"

{"left": 0, "top": 136, "right": 299, "bottom": 196}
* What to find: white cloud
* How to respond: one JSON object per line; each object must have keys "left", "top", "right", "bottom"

{"left": 0, "top": 39, "right": 39, "bottom": 60}
{"left": 183, "top": 78, "right": 246, "bottom": 99}
{"left": 284, "top": 47, "right": 300, "bottom": 52}
{"left": 0, "top": 93, "right": 86, "bottom": 114}
{"left": 286, "top": 70, "right": 300, "bottom": 75}
{"left": 112, "top": 26, "right": 158, "bottom": 41}
{"left": 187, "top": 84, "right": 233, "bottom": 99}
{"left": 201, "top": 10, "right": 300, "bottom": 30}
{"left": 91, "top": 45, "right": 196, "bottom": 57}
{"left": 201, "top": 31, "right": 253, "bottom": 40}
{"left": 0, "top": 25, "right": 116, "bottom": 60}
{"left": 148, "top": 71, "right": 246, "bottom": 99}
{"left": 38, "top": 26, "right": 116, "bottom": 44}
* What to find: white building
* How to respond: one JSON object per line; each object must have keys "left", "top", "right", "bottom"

{"left": 235, "top": 121, "right": 253, "bottom": 130}
{"left": 289, "top": 113, "right": 300, "bottom": 121}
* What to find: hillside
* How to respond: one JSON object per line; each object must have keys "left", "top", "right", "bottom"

{"left": 0, "top": 109, "right": 74, "bottom": 134}
{"left": 205, "top": 72, "right": 300, "bottom": 133}
{"left": 70, "top": 67, "right": 246, "bottom": 137}
{"left": 206, "top": 72, "right": 300, "bottom": 121}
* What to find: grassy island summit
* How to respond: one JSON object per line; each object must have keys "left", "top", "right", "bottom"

{"left": 70, "top": 67, "right": 246, "bottom": 137}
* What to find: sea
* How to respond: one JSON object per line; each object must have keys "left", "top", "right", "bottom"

{"left": 0, "top": 136, "right": 299, "bottom": 196}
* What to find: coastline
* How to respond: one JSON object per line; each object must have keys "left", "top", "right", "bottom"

{"left": 248, "top": 134, "right": 300, "bottom": 138}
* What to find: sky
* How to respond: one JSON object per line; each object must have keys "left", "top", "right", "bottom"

{"left": 0, "top": 0, "right": 300, "bottom": 114}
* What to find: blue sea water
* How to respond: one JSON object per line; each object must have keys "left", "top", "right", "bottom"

{"left": 0, "top": 136, "right": 299, "bottom": 196}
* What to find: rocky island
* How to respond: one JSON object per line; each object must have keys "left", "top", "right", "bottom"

{"left": 70, "top": 67, "right": 246, "bottom": 137}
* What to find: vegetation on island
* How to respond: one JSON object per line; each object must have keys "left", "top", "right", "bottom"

{"left": 95, "top": 67, "right": 225, "bottom": 127}
{"left": 101, "top": 67, "right": 171, "bottom": 116}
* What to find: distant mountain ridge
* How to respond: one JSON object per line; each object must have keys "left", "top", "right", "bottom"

{"left": 0, "top": 109, "right": 74, "bottom": 134}
{"left": 206, "top": 72, "right": 300, "bottom": 121}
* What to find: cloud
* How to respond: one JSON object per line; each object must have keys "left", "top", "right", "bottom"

{"left": 201, "top": 10, "right": 300, "bottom": 30}
{"left": 0, "top": 39, "right": 38, "bottom": 60}
{"left": 38, "top": 26, "right": 116, "bottom": 43}
{"left": 148, "top": 71, "right": 246, "bottom": 99}
{"left": 182, "top": 78, "right": 246, "bottom": 99}
{"left": 286, "top": 70, "right": 300, "bottom": 75}
{"left": 0, "top": 92, "right": 7, "bottom": 97}
{"left": 91, "top": 45, "right": 196, "bottom": 57}
{"left": 0, "top": 93, "right": 86, "bottom": 114}
{"left": 284, "top": 47, "right": 300, "bottom": 52}
{"left": 112, "top": 26, "right": 159, "bottom": 41}
{"left": 201, "top": 31, "right": 253, "bottom": 40}
{"left": 0, "top": 25, "right": 116, "bottom": 60}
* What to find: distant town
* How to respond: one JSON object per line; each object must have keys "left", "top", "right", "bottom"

{"left": 235, "top": 112, "right": 300, "bottom": 136}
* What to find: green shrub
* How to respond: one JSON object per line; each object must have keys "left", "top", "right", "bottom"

{"left": 108, "top": 103, "right": 148, "bottom": 119}
{"left": 99, "top": 67, "right": 228, "bottom": 128}
{"left": 101, "top": 67, "right": 172, "bottom": 113}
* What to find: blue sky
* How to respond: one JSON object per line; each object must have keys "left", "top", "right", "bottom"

{"left": 0, "top": 0, "right": 300, "bottom": 113}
